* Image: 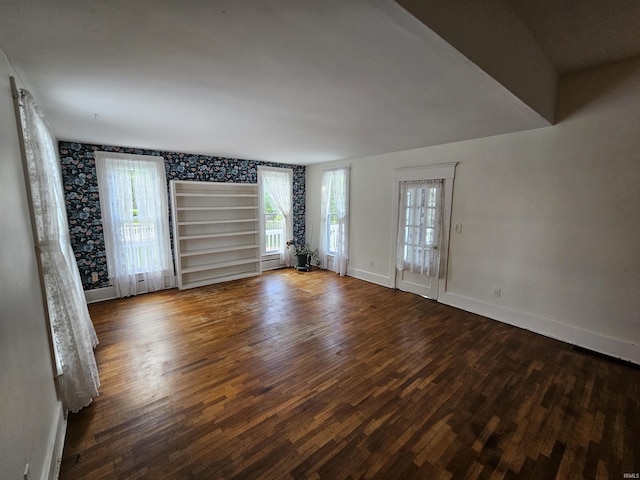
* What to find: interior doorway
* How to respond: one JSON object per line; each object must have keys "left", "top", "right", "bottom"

{"left": 395, "top": 179, "right": 443, "bottom": 298}
{"left": 390, "top": 163, "right": 457, "bottom": 300}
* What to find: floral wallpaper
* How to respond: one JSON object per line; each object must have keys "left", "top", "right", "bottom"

{"left": 59, "top": 142, "right": 305, "bottom": 291}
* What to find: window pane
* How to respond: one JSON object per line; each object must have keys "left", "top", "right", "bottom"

{"left": 328, "top": 187, "right": 340, "bottom": 252}
{"left": 264, "top": 212, "right": 284, "bottom": 253}
{"left": 426, "top": 208, "right": 435, "bottom": 228}
{"left": 425, "top": 228, "right": 434, "bottom": 245}
{"left": 263, "top": 189, "right": 284, "bottom": 254}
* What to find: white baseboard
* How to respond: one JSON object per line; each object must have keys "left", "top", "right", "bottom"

{"left": 83, "top": 274, "right": 180, "bottom": 303}
{"left": 84, "top": 286, "right": 116, "bottom": 304}
{"left": 439, "top": 291, "right": 640, "bottom": 365}
{"left": 261, "top": 258, "right": 287, "bottom": 271}
{"left": 347, "top": 268, "right": 393, "bottom": 288}
{"left": 44, "top": 402, "right": 66, "bottom": 480}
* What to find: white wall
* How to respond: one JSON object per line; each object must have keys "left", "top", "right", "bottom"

{"left": 0, "top": 57, "right": 64, "bottom": 480}
{"left": 396, "top": 0, "right": 557, "bottom": 123}
{"left": 306, "top": 57, "right": 640, "bottom": 363}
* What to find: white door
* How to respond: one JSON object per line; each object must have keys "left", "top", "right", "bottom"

{"left": 395, "top": 181, "right": 442, "bottom": 299}
{"left": 396, "top": 261, "right": 439, "bottom": 298}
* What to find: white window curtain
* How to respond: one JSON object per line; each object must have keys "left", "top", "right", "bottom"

{"left": 95, "top": 152, "right": 175, "bottom": 297}
{"left": 319, "top": 166, "right": 350, "bottom": 276}
{"left": 396, "top": 179, "right": 444, "bottom": 277}
{"left": 258, "top": 166, "right": 293, "bottom": 266}
{"left": 18, "top": 89, "right": 100, "bottom": 413}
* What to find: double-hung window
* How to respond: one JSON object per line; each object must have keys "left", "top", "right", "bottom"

{"left": 258, "top": 166, "right": 293, "bottom": 265}
{"left": 319, "top": 166, "right": 350, "bottom": 276}
{"left": 95, "top": 152, "right": 175, "bottom": 297}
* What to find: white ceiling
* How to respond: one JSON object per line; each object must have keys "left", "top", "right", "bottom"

{"left": 511, "top": 0, "right": 640, "bottom": 75}
{"left": 1, "top": 0, "right": 639, "bottom": 165}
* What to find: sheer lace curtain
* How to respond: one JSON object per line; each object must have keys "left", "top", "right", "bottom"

{"left": 319, "top": 172, "right": 331, "bottom": 269}
{"left": 396, "top": 179, "right": 444, "bottom": 277}
{"left": 95, "top": 152, "right": 175, "bottom": 297}
{"left": 319, "top": 166, "right": 350, "bottom": 276}
{"left": 19, "top": 90, "right": 100, "bottom": 413}
{"left": 258, "top": 167, "right": 293, "bottom": 266}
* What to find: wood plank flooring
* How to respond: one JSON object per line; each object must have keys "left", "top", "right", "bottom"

{"left": 59, "top": 269, "right": 640, "bottom": 479}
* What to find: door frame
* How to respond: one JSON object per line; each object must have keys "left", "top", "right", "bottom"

{"left": 389, "top": 163, "right": 457, "bottom": 299}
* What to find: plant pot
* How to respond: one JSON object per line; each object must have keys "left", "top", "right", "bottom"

{"left": 296, "top": 253, "right": 310, "bottom": 272}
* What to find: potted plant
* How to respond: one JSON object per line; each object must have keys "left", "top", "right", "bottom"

{"left": 286, "top": 240, "right": 319, "bottom": 272}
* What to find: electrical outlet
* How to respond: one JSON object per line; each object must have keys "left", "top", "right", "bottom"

{"left": 24, "top": 463, "right": 31, "bottom": 480}
{"left": 369, "top": 259, "right": 374, "bottom": 267}
{"left": 493, "top": 287, "right": 501, "bottom": 297}
{"left": 455, "top": 223, "right": 463, "bottom": 233}
{"left": 91, "top": 272, "right": 99, "bottom": 283}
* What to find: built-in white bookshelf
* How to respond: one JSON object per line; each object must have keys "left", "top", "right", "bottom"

{"left": 170, "top": 180, "right": 261, "bottom": 289}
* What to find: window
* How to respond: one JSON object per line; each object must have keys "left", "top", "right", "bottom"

{"left": 327, "top": 188, "right": 340, "bottom": 254}
{"left": 95, "top": 152, "right": 175, "bottom": 297}
{"left": 396, "top": 179, "right": 443, "bottom": 276}
{"left": 263, "top": 189, "right": 285, "bottom": 254}
{"left": 319, "top": 166, "right": 350, "bottom": 276}
{"left": 258, "top": 167, "right": 293, "bottom": 264}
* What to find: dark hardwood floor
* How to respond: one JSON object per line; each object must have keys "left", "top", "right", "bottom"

{"left": 59, "top": 269, "right": 639, "bottom": 479}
